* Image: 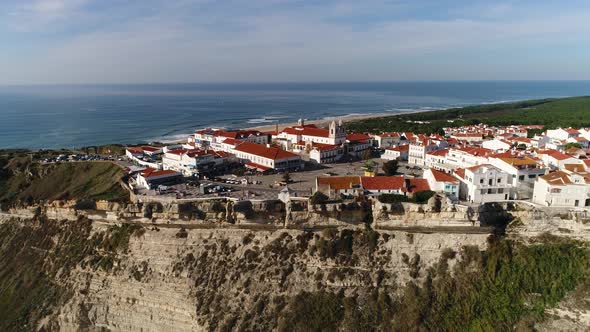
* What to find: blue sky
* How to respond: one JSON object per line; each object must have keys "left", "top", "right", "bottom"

{"left": 1, "top": 0, "right": 589, "bottom": 84}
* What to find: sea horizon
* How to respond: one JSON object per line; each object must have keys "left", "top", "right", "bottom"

{"left": 1, "top": 80, "right": 590, "bottom": 150}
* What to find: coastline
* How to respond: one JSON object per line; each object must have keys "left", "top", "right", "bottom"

{"left": 159, "top": 111, "right": 413, "bottom": 144}
{"left": 243, "top": 109, "right": 435, "bottom": 133}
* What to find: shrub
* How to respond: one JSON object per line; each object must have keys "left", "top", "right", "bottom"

{"left": 378, "top": 194, "right": 409, "bottom": 204}
{"left": 310, "top": 192, "right": 329, "bottom": 205}
{"left": 412, "top": 190, "right": 435, "bottom": 204}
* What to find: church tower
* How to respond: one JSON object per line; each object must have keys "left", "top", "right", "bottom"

{"left": 329, "top": 120, "right": 337, "bottom": 138}
{"left": 329, "top": 119, "right": 346, "bottom": 144}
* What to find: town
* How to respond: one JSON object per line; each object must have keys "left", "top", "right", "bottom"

{"left": 115, "top": 118, "right": 590, "bottom": 209}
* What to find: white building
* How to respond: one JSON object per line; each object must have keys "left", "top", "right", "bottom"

{"left": 424, "top": 149, "right": 450, "bottom": 172}
{"left": 373, "top": 132, "right": 401, "bottom": 148}
{"left": 136, "top": 168, "right": 183, "bottom": 190}
{"left": 233, "top": 142, "right": 303, "bottom": 172}
{"left": 532, "top": 171, "right": 590, "bottom": 207}
{"left": 162, "top": 149, "right": 233, "bottom": 176}
{"left": 125, "top": 146, "right": 163, "bottom": 169}
{"left": 546, "top": 128, "right": 581, "bottom": 141}
{"left": 488, "top": 156, "right": 546, "bottom": 186}
{"left": 482, "top": 139, "right": 512, "bottom": 152}
{"left": 309, "top": 144, "right": 344, "bottom": 164}
{"left": 360, "top": 176, "right": 406, "bottom": 195}
{"left": 424, "top": 168, "right": 460, "bottom": 201}
{"left": 382, "top": 145, "right": 409, "bottom": 161}
{"left": 538, "top": 149, "right": 582, "bottom": 170}
{"left": 488, "top": 155, "right": 547, "bottom": 199}
{"left": 277, "top": 119, "right": 347, "bottom": 146}
{"left": 189, "top": 128, "right": 270, "bottom": 150}
{"left": 454, "top": 164, "right": 511, "bottom": 203}
{"left": 408, "top": 139, "right": 444, "bottom": 166}
{"left": 445, "top": 147, "right": 492, "bottom": 169}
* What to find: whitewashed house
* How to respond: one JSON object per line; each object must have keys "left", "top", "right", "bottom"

{"left": 454, "top": 164, "right": 511, "bottom": 203}
{"left": 424, "top": 168, "right": 460, "bottom": 201}
{"left": 532, "top": 171, "right": 590, "bottom": 207}
{"left": 382, "top": 145, "right": 409, "bottom": 161}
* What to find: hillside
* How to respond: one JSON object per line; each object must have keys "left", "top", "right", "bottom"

{"left": 0, "top": 160, "right": 129, "bottom": 206}
{"left": 0, "top": 213, "right": 588, "bottom": 331}
{"left": 347, "top": 96, "right": 590, "bottom": 134}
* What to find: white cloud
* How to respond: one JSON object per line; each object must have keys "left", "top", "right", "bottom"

{"left": 2, "top": 1, "right": 590, "bottom": 83}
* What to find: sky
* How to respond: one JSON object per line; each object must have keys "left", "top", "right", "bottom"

{"left": 1, "top": 0, "right": 590, "bottom": 84}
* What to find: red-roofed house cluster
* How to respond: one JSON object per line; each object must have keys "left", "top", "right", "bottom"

{"left": 369, "top": 125, "right": 590, "bottom": 206}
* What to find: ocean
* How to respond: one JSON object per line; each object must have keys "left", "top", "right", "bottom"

{"left": 1, "top": 81, "right": 589, "bottom": 149}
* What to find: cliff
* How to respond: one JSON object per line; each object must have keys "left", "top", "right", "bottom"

{"left": 1, "top": 198, "right": 590, "bottom": 331}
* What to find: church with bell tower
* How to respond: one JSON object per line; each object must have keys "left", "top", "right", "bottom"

{"left": 329, "top": 119, "right": 347, "bottom": 145}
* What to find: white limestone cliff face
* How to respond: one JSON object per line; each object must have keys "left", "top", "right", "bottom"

{"left": 42, "top": 223, "right": 489, "bottom": 331}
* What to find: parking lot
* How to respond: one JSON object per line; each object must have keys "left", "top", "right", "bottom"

{"left": 134, "top": 158, "right": 423, "bottom": 201}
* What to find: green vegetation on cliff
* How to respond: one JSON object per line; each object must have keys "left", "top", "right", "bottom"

{"left": 278, "top": 235, "right": 590, "bottom": 331}
{"left": 347, "top": 96, "right": 590, "bottom": 134}
{"left": 0, "top": 160, "right": 128, "bottom": 207}
{"left": 0, "top": 217, "right": 144, "bottom": 331}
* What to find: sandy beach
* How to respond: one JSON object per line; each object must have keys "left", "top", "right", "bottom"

{"left": 245, "top": 112, "right": 395, "bottom": 132}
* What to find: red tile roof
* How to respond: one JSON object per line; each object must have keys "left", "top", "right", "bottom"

{"left": 126, "top": 147, "right": 143, "bottom": 154}
{"left": 427, "top": 149, "right": 448, "bottom": 157}
{"left": 360, "top": 176, "right": 405, "bottom": 190}
{"left": 429, "top": 169, "right": 459, "bottom": 183}
{"left": 234, "top": 142, "right": 299, "bottom": 160}
{"left": 141, "top": 146, "right": 160, "bottom": 152}
{"left": 387, "top": 145, "right": 409, "bottom": 152}
{"left": 347, "top": 133, "right": 372, "bottom": 142}
{"left": 407, "top": 178, "right": 430, "bottom": 192}
{"left": 379, "top": 132, "right": 400, "bottom": 137}
{"left": 454, "top": 146, "right": 493, "bottom": 157}
{"left": 245, "top": 162, "right": 272, "bottom": 171}
{"left": 221, "top": 138, "right": 241, "bottom": 146}
{"left": 540, "top": 171, "right": 572, "bottom": 185}
{"left": 281, "top": 125, "right": 330, "bottom": 138}
{"left": 317, "top": 176, "right": 361, "bottom": 191}
{"left": 140, "top": 168, "right": 181, "bottom": 178}
{"left": 539, "top": 149, "right": 572, "bottom": 161}
{"left": 454, "top": 168, "right": 466, "bottom": 179}
{"left": 564, "top": 164, "right": 587, "bottom": 173}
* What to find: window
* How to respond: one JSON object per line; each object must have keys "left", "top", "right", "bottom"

{"left": 498, "top": 188, "right": 504, "bottom": 194}
{"left": 519, "top": 175, "right": 525, "bottom": 181}
{"left": 488, "top": 179, "right": 493, "bottom": 185}
{"left": 528, "top": 174, "right": 536, "bottom": 179}
{"left": 480, "top": 179, "right": 484, "bottom": 184}
{"left": 497, "top": 178, "right": 501, "bottom": 183}
{"left": 487, "top": 189, "right": 493, "bottom": 194}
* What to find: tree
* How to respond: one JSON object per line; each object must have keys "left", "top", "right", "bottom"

{"left": 382, "top": 160, "right": 399, "bottom": 176}
{"left": 363, "top": 160, "right": 376, "bottom": 172}
{"left": 361, "top": 149, "right": 373, "bottom": 160}
{"left": 310, "top": 191, "right": 329, "bottom": 205}
{"left": 565, "top": 142, "right": 582, "bottom": 150}
{"left": 282, "top": 172, "right": 292, "bottom": 183}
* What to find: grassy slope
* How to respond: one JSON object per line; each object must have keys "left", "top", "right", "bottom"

{"left": 0, "top": 161, "right": 128, "bottom": 204}
{"left": 347, "top": 96, "right": 590, "bottom": 134}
